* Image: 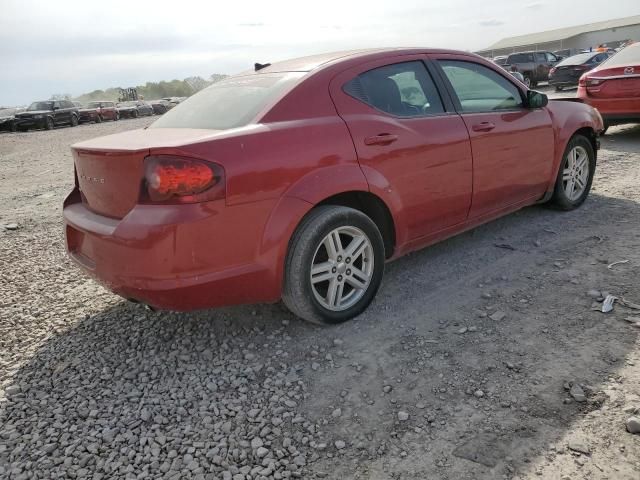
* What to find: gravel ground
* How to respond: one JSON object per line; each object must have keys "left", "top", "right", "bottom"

{"left": 1, "top": 118, "right": 640, "bottom": 480}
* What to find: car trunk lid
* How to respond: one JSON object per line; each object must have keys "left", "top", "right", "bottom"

{"left": 586, "top": 65, "right": 640, "bottom": 98}
{"left": 72, "top": 127, "right": 223, "bottom": 219}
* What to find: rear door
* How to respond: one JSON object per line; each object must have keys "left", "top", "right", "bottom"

{"left": 535, "top": 52, "right": 550, "bottom": 80}
{"left": 52, "top": 101, "right": 64, "bottom": 125}
{"left": 431, "top": 55, "right": 554, "bottom": 218}
{"left": 330, "top": 56, "right": 472, "bottom": 241}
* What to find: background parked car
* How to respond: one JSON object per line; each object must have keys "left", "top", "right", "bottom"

{"left": 162, "top": 97, "right": 186, "bottom": 108}
{"left": 78, "top": 101, "right": 119, "bottom": 123}
{"left": 116, "top": 101, "right": 154, "bottom": 118}
{"left": 148, "top": 99, "right": 170, "bottom": 115}
{"left": 14, "top": 100, "right": 79, "bottom": 131}
{"left": 504, "top": 51, "right": 561, "bottom": 87}
{"left": 493, "top": 55, "right": 508, "bottom": 66}
{"left": 549, "top": 51, "right": 613, "bottom": 91}
{"left": 578, "top": 42, "right": 640, "bottom": 132}
{"left": 0, "top": 107, "right": 25, "bottom": 132}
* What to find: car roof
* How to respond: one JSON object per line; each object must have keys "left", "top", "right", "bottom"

{"left": 237, "top": 48, "right": 470, "bottom": 76}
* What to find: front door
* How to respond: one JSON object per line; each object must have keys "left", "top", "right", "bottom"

{"left": 330, "top": 57, "right": 473, "bottom": 241}
{"left": 431, "top": 55, "right": 555, "bottom": 219}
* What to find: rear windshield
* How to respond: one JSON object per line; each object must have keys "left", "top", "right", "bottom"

{"left": 557, "top": 53, "right": 595, "bottom": 66}
{"left": 600, "top": 44, "right": 640, "bottom": 67}
{"left": 150, "top": 72, "right": 305, "bottom": 130}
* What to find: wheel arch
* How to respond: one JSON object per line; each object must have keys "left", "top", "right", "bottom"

{"left": 315, "top": 191, "right": 396, "bottom": 259}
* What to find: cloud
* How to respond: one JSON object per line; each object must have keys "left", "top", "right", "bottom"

{"left": 525, "top": 2, "right": 545, "bottom": 9}
{"left": 479, "top": 19, "right": 505, "bottom": 27}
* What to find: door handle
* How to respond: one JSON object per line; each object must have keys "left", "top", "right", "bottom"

{"left": 364, "top": 133, "right": 398, "bottom": 146}
{"left": 472, "top": 122, "right": 496, "bottom": 132}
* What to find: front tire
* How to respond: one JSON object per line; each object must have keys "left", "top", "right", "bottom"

{"left": 283, "top": 206, "right": 385, "bottom": 325}
{"left": 550, "top": 134, "right": 595, "bottom": 210}
{"left": 70, "top": 114, "right": 78, "bottom": 127}
{"left": 95, "top": 115, "right": 102, "bottom": 123}
{"left": 44, "top": 117, "right": 54, "bottom": 130}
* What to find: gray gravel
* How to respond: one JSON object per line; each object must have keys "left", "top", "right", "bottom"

{"left": 2, "top": 120, "right": 640, "bottom": 479}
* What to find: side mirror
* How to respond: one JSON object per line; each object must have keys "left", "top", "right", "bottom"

{"left": 527, "top": 90, "right": 548, "bottom": 108}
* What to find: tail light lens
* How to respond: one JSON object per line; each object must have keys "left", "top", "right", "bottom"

{"left": 141, "top": 155, "right": 225, "bottom": 204}
{"left": 579, "top": 75, "right": 605, "bottom": 88}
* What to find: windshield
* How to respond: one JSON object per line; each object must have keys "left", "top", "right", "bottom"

{"left": 27, "top": 101, "right": 53, "bottom": 111}
{"left": 150, "top": 72, "right": 305, "bottom": 130}
{"left": 557, "top": 53, "right": 595, "bottom": 66}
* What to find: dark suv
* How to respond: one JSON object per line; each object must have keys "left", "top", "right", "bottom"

{"left": 14, "top": 100, "right": 79, "bottom": 131}
{"left": 504, "top": 51, "right": 561, "bottom": 87}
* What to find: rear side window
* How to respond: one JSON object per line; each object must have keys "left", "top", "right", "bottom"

{"left": 439, "top": 60, "right": 523, "bottom": 113}
{"left": 343, "top": 61, "right": 444, "bottom": 117}
{"left": 150, "top": 72, "right": 305, "bottom": 130}
{"left": 509, "top": 53, "right": 533, "bottom": 63}
{"left": 600, "top": 44, "right": 640, "bottom": 67}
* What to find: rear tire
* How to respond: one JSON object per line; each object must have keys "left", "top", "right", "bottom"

{"left": 282, "top": 206, "right": 385, "bottom": 325}
{"left": 70, "top": 114, "right": 78, "bottom": 127}
{"left": 133, "top": 110, "right": 139, "bottom": 118}
{"left": 95, "top": 115, "right": 102, "bottom": 123}
{"left": 44, "top": 117, "right": 54, "bottom": 130}
{"left": 550, "top": 134, "right": 595, "bottom": 210}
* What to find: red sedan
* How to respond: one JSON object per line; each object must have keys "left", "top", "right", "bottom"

{"left": 578, "top": 42, "right": 640, "bottom": 131}
{"left": 64, "top": 48, "right": 602, "bottom": 324}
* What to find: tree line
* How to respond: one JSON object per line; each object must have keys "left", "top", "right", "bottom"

{"left": 51, "top": 74, "right": 228, "bottom": 104}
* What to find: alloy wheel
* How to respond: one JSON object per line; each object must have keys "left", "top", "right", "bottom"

{"left": 310, "top": 226, "right": 374, "bottom": 311}
{"left": 562, "top": 145, "right": 590, "bottom": 201}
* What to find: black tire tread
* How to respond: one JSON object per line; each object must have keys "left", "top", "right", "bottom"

{"left": 549, "top": 134, "right": 595, "bottom": 210}
{"left": 282, "top": 206, "right": 384, "bottom": 325}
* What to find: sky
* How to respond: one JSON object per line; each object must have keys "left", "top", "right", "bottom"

{"left": 0, "top": 0, "right": 638, "bottom": 105}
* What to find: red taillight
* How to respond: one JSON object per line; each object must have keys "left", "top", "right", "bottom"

{"left": 142, "top": 155, "right": 225, "bottom": 204}
{"left": 579, "top": 75, "right": 605, "bottom": 88}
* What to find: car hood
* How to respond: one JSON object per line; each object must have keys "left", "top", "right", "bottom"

{"left": 17, "top": 110, "right": 52, "bottom": 116}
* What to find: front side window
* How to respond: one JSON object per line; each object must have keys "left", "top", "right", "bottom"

{"left": 535, "top": 52, "right": 547, "bottom": 62}
{"left": 343, "top": 61, "right": 444, "bottom": 117}
{"left": 438, "top": 60, "right": 523, "bottom": 113}
{"left": 546, "top": 52, "right": 558, "bottom": 62}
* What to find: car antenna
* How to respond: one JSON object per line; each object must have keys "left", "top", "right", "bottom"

{"left": 254, "top": 62, "right": 271, "bottom": 71}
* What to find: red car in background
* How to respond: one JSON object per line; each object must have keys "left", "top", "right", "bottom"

{"left": 79, "top": 101, "right": 119, "bottom": 123}
{"left": 64, "top": 48, "right": 602, "bottom": 324}
{"left": 578, "top": 42, "right": 640, "bottom": 132}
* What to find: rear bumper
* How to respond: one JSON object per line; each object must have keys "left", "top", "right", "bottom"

{"left": 578, "top": 94, "right": 640, "bottom": 122}
{"left": 63, "top": 196, "right": 281, "bottom": 311}
{"left": 548, "top": 78, "right": 579, "bottom": 88}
